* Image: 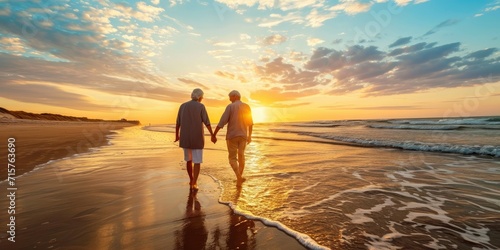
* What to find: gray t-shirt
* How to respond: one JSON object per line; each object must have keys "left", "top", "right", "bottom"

{"left": 176, "top": 100, "right": 211, "bottom": 149}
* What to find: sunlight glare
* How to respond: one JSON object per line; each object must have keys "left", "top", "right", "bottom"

{"left": 252, "top": 107, "right": 268, "bottom": 123}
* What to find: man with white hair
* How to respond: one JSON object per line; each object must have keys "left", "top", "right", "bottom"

{"left": 213, "top": 90, "right": 253, "bottom": 183}
{"left": 175, "top": 88, "right": 215, "bottom": 190}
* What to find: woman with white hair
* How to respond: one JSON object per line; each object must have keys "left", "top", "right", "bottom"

{"left": 175, "top": 88, "right": 216, "bottom": 190}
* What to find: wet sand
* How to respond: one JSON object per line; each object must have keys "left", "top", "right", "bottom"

{"left": 0, "top": 120, "right": 138, "bottom": 180}
{"left": 0, "top": 124, "right": 306, "bottom": 249}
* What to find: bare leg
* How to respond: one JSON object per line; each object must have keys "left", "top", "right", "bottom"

{"left": 238, "top": 137, "right": 247, "bottom": 180}
{"left": 192, "top": 163, "right": 201, "bottom": 190}
{"left": 238, "top": 151, "right": 245, "bottom": 177}
{"left": 186, "top": 161, "right": 193, "bottom": 186}
{"left": 227, "top": 139, "right": 242, "bottom": 180}
{"left": 230, "top": 161, "right": 241, "bottom": 179}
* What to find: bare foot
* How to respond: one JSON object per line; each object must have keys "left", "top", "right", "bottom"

{"left": 192, "top": 184, "right": 199, "bottom": 190}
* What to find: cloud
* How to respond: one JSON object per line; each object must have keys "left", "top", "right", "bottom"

{"left": 261, "top": 34, "right": 287, "bottom": 46}
{"left": 389, "top": 36, "right": 412, "bottom": 48}
{"left": 475, "top": 1, "right": 500, "bottom": 16}
{"left": 258, "top": 12, "right": 304, "bottom": 28}
{"left": 0, "top": 81, "right": 113, "bottom": 111}
{"left": 0, "top": 54, "right": 186, "bottom": 105}
{"left": 254, "top": 57, "right": 330, "bottom": 91}
{"left": 388, "top": 42, "right": 427, "bottom": 56}
{"left": 214, "top": 70, "right": 235, "bottom": 79}
{"left": 214, "top": 70, "right": 248, "bottom": 83}
{"left": 240, "top": 33, "right": 251, "bottom": 40}
{"left": 302, "top": 42, "right": 500, "bottom": 96}
{"left": 394, "top": 0, "right": 412, "bottom": 6}
{"left": 464, "top": 48, "right": 498, "bottom": 60}
{"left": 305, "top": 8, "right": 337, "bottom": 27}
{"left": 213, "top": 41, "right": 237, "bottom": 47}
{"left": 331, "top": 0, "right": 373, "bottom": 15}
{"left": 307, "top": 38, "right": 325, "bottom": 47}
{"left": 177, "top": 78, "right": 209, "bottom": 89}
{"left": 0, "top": 1, "right": 188, "bottom": 111}
{"left": 0, "top": 37, "right": 26, "bottom": 55}
{"left": 215, "top": 0, "right": 322, "bottom": 11}
{"left": 423, "top": 19, "right": 460, "bottom": 37}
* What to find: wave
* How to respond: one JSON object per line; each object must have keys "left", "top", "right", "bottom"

{"left": 369, "top": 124, "right": 463, "bottom": 130}
{"left": 486, "top": 117, "right": 500, "bottom": 122}
{"left": 389, "top": 118, "right": 500, "bottom": 126}
{"left": 267, "top": 130, "right": 500, "bottom": 158}
{"left": 204, "top": 173, "right": 329, "bottom": 250}
{"left": 289, "top": 123, "right": 341, "bottom": 128}
{"left": 310, "top": 133, "right": 500, "bottom": 158}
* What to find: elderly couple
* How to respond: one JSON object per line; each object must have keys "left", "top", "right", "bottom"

{"left": 175, "top": 89, "right": 253, "bottom": 190}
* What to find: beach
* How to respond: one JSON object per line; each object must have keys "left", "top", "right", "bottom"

{"left": 0, "top": 122, "right": 306, "bottom": 249}
{"left": 1, "top": 117, "right": 499, "bottom": 249}
{"left": 0, "top": 119, "right": 138, "bottom": 178}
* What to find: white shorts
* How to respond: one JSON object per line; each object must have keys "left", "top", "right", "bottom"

{"left": 183, "top": 148, "right": 203, "bottom": 164}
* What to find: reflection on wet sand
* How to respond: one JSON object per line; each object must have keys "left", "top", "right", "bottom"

{"left": 174, "top": 187, "right": 258, "bottom": 250}
{"left": 228, "top": 211, "right": 256, "bottom": 250}
{"left": 228, "top": 184, "right": 256, "bottom": 250}
{"left": 175, "top": 190, "right": 208, "bottom": 249}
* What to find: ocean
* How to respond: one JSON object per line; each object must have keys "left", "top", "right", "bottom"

{"left": 147, "top": 116, "right": 500, "bottom": 249}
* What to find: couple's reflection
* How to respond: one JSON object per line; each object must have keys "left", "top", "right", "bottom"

{"left": 227, "top": 184, "right": 256, "bottom": 250}
{"left": 175, "top": 185, "right": 256, "bottom": 250}
{"left": 175, "top": 190, "right": 208, "bottom": 250}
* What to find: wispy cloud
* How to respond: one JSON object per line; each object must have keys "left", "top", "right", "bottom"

{"left": 177, "top": 78, "right": 209, "bottom": 89}
{"left": 423, "top": 19, "right": 460, "bottom": 37}
{"left": 331, "top": 0, "right": 373, "bottom": 15}
{"left": 307, "top": 38, "right": 325, "bottom": 47}
{"left": 261, "top": 34, "right": 287, "bottom": 46}
{"left": 389, "top": 36, "right": 412, "bottom": 48}
{"left": 475, "top": 0, "right": 500, "bottom": 17}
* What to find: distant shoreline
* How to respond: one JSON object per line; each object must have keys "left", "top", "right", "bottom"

{"left": 0, "top": 107, "right": 141, "bottom": 125}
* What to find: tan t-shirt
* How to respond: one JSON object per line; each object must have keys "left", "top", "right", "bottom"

{"left": 217, "top": 100, "right": 253, "bottom": 140}
{"left": 176, "top": 100, "right": 211, "bottom": 149}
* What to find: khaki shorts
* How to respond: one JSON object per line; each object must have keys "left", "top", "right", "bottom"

{"left": 226, "top": 137, "right": 247, "bottom": 164}
{"left": 183, "top": 148, "right": 203, "bottom": 164}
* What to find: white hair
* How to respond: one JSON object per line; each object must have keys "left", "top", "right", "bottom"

{"left": 191, "top": 88, "right": 204, "bottom": 100}
{"left": 228, "top": 90, "right": 241, "bottom": 98}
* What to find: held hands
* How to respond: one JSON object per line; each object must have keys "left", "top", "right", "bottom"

{"left": 211, "top": 134, "right": 217, "bottom": 144}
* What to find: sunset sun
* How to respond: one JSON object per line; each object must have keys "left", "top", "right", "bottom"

{"left": 252, "top": 107, "right": 268, "bottom": 124}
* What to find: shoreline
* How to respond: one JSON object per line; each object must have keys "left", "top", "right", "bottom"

{"left": 0, "top": 119, "right": 138, "bottom": 180}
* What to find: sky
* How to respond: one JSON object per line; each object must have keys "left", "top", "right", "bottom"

{"left": 0, "top": 0, "right": 499, "bottom": 124}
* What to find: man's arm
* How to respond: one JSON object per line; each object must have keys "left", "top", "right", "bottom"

{"left": 247, "top": 125, "right": 253, "bottom": 144}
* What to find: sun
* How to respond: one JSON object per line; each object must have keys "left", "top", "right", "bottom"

{"left": 252, "top": 107, "right": 268, "bottom": 124}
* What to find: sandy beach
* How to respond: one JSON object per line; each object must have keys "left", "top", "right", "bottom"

{"left": 0, "top": 120, "right": 138, "bottom": 179}
{"left": 0, "top": 122, "right": 306, "bottom": 249}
